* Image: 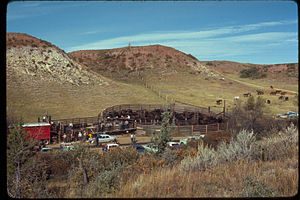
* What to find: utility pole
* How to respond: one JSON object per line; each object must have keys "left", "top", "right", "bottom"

{"left": 223, "top": 100, "right": 226, "bottom": 118}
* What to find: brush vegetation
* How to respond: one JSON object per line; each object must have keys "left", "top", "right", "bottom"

{"left": 7, "top": 118, "right": 298, "bottom": 198}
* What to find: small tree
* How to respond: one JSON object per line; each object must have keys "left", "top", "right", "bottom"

{"left": 151, "top": 111, "right": 174, "bottom": 155}
{"left": 230, "top": 96, "right": 267, "bottom": 133}
{"left": 7, "top": 119, "right": 38, "bottom": 198}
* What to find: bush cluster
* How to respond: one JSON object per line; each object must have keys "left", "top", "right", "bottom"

{"left": 240, "top": 67, "right": 266, "bottom": 79}
{"left": 180, "top": 123, "right": 298, "bottom": 172}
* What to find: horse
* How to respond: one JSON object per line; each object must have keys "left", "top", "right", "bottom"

{"left": 216, "top": 100, "right": 222, "bottom": 105}
{"left": 270, "top": 91, "right": 277, "bottom": 95}
{"left": 256, "top": 90, "right": 264, "bottom": 95}
{"left": 243, "top": 93, "right": 251, "bottom": 97}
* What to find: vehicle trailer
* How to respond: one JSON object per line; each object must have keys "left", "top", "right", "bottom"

{"left": 22, "top": 122, "right": 51, "bottom": 145}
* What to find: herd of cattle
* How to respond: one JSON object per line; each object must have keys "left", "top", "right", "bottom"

{"left": 216, "top": 85, "right": 290, "bottom": 105}
{"left": 104, "top": 108, "right": 223, "bottom": 126}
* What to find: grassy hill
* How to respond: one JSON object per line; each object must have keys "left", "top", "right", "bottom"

{"left": 6, "top": 33, "right": 298, "bottom": 122}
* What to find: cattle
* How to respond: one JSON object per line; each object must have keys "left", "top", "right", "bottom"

{"left": 234, "top": 96, "right": 240, "bottom": 100}
{"left": 285, "top": 97, "right": 289, "bottom": 101}
{"left": 281, "top": 92, "right": 286, "bottom": 95}
{"left": 279, "top": 96, "right": 284, "bottom": 100}
{"left": 243, "top": 93, "right": 251, "bottom": 97}
{"left": 270, "top": 91, "right": 277, "bottom": 95}
{"left": 256, "top": 90, "right": 264, "bottom": 95}
{"left": 266, "top": 99, "right": 271, "bottom": 104}
{"left": 275, "top": 90, "right": 282, "bottom": 94}
{"left": 270, "top": 86, "right": 273, "bottom": 89}
{"left": 216, "top": 100, "right": 222, "bottom": 105}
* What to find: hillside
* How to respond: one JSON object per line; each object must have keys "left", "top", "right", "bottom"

{"left": 6, "top": 33, "right": 298, "bottom": 122}
{"left": 69, "top": 45, "right": 222, "bottom": 80}
{"left": 6, "top": 33, "right": 165, "bottom": 122}
{"left": 199, "top": 60, "right": 298, "bottom": 92}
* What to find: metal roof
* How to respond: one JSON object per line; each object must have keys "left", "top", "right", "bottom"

{"left": 22, "top": 122, "right": 51, "bottom": 127}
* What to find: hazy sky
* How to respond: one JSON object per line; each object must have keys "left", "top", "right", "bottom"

{"left": 7, "top": 1, "right": 298, "bottom": 64}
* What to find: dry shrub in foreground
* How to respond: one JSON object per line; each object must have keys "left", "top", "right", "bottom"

{"left": 111, "top": 124, "right": 298, "bottom": 198}
{"left": 111, "top": 148, "right": 298, "bottom": 198}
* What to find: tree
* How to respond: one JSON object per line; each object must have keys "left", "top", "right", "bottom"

{"left": 230, "top": 96, "right": 267, "bottom": 133}
{"left": 7, "top": 119, "right": 38, "bottom": 198}
{"left": 151, "top": 111, "right": 175, "bottom": 155}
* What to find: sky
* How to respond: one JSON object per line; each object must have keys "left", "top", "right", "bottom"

{"left": 6, "top": 1, "right": 298, "bottom": 64}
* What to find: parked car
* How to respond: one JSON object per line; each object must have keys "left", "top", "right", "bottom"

{"left": 107, "top": 143, "right": 119, "bottom": 151}
{"left": 276, "top": 111, "right": 298, "bottom": 119}
{"left": 41, "top": 147, "right": 53, "bottom": 152}
{"left": 167, "top": 142, "right": 184, "bottom": 150}
{"left": 143, "top": 143, "right": 158, "bottom": 153}
{"left": 63, "top": 145, "right": 75, "bottom": 151}
{"left": 132, "top": 145, "right": 146, "bottom": 153}
{"left": 98, "top": 134, "right": 117, "bottom": 143}
{"left": 179, "top": 135, "right": 204, "bottom": 145}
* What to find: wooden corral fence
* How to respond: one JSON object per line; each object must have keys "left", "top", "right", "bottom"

{"left": 139, "top": 122, "right": 228, "bottom": 136}
{"left": 51, "top": 116, "right": 98, "bottom": 126}
{"left": 102, "top": 102, "right": 225, "bottom": 118}
{"left": 102, "top": 104, "right": 170, "bottom": 115}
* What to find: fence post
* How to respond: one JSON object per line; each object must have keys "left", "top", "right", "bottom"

{"left": 217, "top": 123, "right": 220, "bottom": 132}
{"left": 206, "top": 125, "right": 208, "bottom": 134}
{"left": 192, "top": 125, "right": 194, "bottom": 134}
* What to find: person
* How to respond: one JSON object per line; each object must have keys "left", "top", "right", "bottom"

{"left": 78, "top": 131, "right": 82, "bottom": 141}
{"left": 83, "top": 130, "right": 87, "bottom": 141}
{"left": 104, "top": 143, "right": 108, "bottom": 152}
{"left": 124, "top": 120, "right": 129, "bottom": 129}
{"left": 96, "top": 133, "right": 100, "bottom": 147}
{"left": 70, "top": 130, "right": 73, "bottom": 142}
{"left": 59, "top": 145, "right": 63, "bottom": 150}
{"left": 88, "top": 133, "right": 92, "bottom": 143}
{"left": 133, "top": 133, "right": 136, "bottom": 144}
{"left": 63, "top": 133, "right": 67, "bottom": 143}
{"left": 131, "top": 133, "right": 134, "bottom": 145}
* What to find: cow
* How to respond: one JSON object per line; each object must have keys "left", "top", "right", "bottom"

{"left": 216, "top": 100, "right": 222, "bottom": 105}
{"left": 280, "top": 92, "right": 286, "bottom": 95}
{"left": 285, "top": 97, "right": 289, "bottom": 101}
{"left": 243, "top": 93, "right": 251, "bottom": 97}
{"left": 256, "top": 90, "right": 264, "bottom": 95}
{"left": 270, "top": 86, "right": 273, "bottom": 89}
{"left": 270, "top": 91, "right": 277, "bottom": 95}
{"left": 275, "top": 90, "right": 282, "bottom": 94}
{"left": 279, "top": 96, "right": 284, "bottom": 100}
{"left": 266, "top": 99, "right": 271, "bottom": 104}
{"left": 234, "top": 96, "right": 240, "bottom": 100}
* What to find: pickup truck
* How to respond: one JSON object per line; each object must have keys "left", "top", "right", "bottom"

{"left": 179, "top": 135, "right": 205, "bottom": 145}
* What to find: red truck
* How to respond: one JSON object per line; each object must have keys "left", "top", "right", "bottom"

{"left": 22, "top": 122, "right": 51, "bottom": 144}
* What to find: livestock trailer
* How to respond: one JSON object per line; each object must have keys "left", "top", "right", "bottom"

{"left": 22, "top": 122, "right": 51, "bottom": 144}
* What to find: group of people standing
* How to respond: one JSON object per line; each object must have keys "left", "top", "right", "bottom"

{"left": 97, "top": 116, "right": 131, "bottom": 132}
{"left": 62, "top": 123, "right": 92, "bottom": 143}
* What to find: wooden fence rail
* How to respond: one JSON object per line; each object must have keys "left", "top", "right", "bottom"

{"left": 138, "top": 122, "right": 228, "bottom": 136}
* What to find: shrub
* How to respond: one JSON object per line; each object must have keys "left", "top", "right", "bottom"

{"left": 180, "top": 141, "right": 218, "bottom": 172}
{"left": 239, "top": 67, "right": 265, "bottom": 79}
{"left": 180, "top": 129, "right": 257, "bottom": 171}
{"left": 241, "top": 175, "right": 277, "bottom": 197}
{"left": 258, "top": 123, "right": 298, "bottom": 161}
{"left": 217, "top": 130, "right": 257, "bottom": 163}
